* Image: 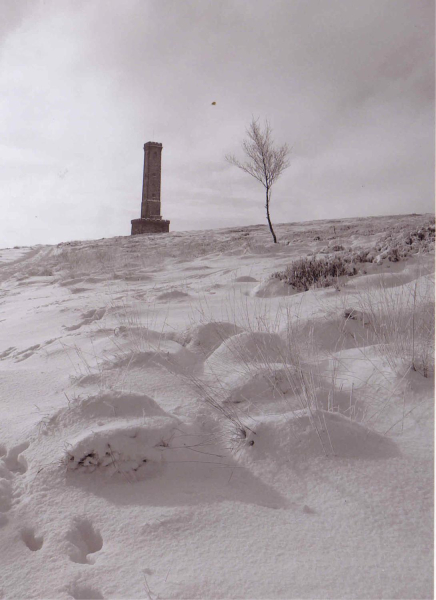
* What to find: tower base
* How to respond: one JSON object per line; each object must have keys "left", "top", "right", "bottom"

{"left": 131, "top": 218, "right": 170, "bottom": 235}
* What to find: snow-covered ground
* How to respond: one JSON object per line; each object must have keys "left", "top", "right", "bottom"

{"left": 0, "top": 214, "right": 433, "bottom": 599}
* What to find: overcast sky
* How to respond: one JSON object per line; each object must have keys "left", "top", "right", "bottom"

{"left": 0, "top": 0, "right": 434, "bottom": 247}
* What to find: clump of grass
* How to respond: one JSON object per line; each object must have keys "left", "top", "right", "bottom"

{"left": 272, "top": 256, "right": 358, "bottom": 291}
{"left": 353, "top": 275, "right": 435, "bottom": 377}
{"left": 186, "top": 299, "right": 339, "bottom": 456}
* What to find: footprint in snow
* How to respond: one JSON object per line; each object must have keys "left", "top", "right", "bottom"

{"left": 0, "top": 442, "right": 30, "bottom": 520}
{"left": 0, "top": 347, "right": 16, "bottom": 360}
{"left": 64, "top": 308, "right": 106, "bottom": 331}
{"left": 2, "top": 442, "right": 30, "bottom": 474}
{"left": 21, "top": 527, "right": 44, "bottom": 551}
{"left": 0, "top": 479, "right": 13, "bottom": 514}
{"left": 14, "top": 344, "right": 41, "bottom": 362}
{"left": 66, "top": 518, "right": 103, "bottom": 564}
{"left": 68, "top": 583, "right": 104, "bottom": 599}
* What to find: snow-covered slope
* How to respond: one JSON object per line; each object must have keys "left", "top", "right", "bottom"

{"left": 0, "top": 214, "right": 433, "bottom": 599}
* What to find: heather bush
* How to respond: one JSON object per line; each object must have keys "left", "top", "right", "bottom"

{"left": 272, "top": 256, "right": 358, "bottom": 291}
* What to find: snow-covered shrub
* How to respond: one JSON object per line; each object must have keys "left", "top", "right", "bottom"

{"left": 350, "top": 249, "right": 373, "bottom": 263}
{"left": 272, "top": 256, "right": 358, "bottom": 291}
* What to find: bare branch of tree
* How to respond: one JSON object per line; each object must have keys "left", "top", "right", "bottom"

{"left": 226, "top": 117, "right": 290, "bottom": 243}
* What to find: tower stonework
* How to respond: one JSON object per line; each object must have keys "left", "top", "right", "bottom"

{"left": 131, "top": 142, "right": 170, "bottom": 235}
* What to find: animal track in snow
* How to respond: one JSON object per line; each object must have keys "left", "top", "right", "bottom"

{"left": 0, "top": 442, "right": 29, "bottom": 519}
{"left": 0, "top": 479, "right": 13, "bottom": 513}
{"left": 64, "top": 308, "right": 106, "bottom": 331}
{"left": 14, "top": 344, "right": 41, "bottom": 362}
{"left": 3, "top": 442, "right": 30, "bottom": 473}
{"left": 21, "top": 527, "right": 43, "bottom": 551}
{"left": 68, "top": 583, "right": 104, "bottom": 599}
{"left": 157, "top": 290, "right": 190, "bottom": 302}
{"left": 0, "top": 347, "right": 16, "bottom": 360}
{"left": 66, "top": 518, "right": 103, "bottom": 564}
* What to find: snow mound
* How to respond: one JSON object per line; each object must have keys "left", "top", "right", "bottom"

{"left": 112, "top": 324, "right": 177, "bottom": 344}
{"left": 181, "top": 321, "right": 244, "bottom": 356}
{"left": 250, "top": 278, "right": 298, "bottom": 297}
{"left": 75, "top": 337, "right": 199, "bottom": 383}
{"left": 225, "top": 367, "right": 294, "bottom": 405}
{"left": 201, "top": 332, "right": 291, "bottom": 397}
{"left": 349, "top": 255, "right": 434, "bottom": 290}
{"left": 59, "top": 277, "right": 86, "bottom": 287}
{"left": 110, "top": 344, "right": 198, "bottom": 376}
{"left": 237, "top": 410, "right": 399, "bottom": 462}
{"left": 224, "top": 368, "right": 353, "bottom": 414}
{"left": 243, "top": 243, "right": 285, "bottom": 256}
{"left": 294, "top": 313, "right": 377, "bottom": 353}
{"left": 206, "top": 331, "right": 289, "bottom": 367}
{"left": 326, "top": 346, "right": 396, "bottom": 390}
{"left": 47, "top": 392, "right": 169, "bottom": 432}
{"left": 314, "top": 386, "right": 359, "bottom": 415}
{"left": 66, "top": 417, "right": 177, "bottom": 476}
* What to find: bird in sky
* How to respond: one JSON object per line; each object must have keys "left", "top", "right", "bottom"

{"left": 211, "top": 101, "right": 216, "bottom": 105}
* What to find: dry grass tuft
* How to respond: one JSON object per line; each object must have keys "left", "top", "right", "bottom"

{"left": 353, "top": 275, "right": 435, "bottom": 377}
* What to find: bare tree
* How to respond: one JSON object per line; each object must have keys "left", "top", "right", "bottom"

{"left": 226, "top": 118, "right": 290, "bottom": 243}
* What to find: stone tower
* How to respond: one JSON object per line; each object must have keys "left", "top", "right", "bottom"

{"left": 131, "top": 142, "right": 170, "bottom": 235}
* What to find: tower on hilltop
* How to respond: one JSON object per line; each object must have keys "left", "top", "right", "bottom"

{"left": 131, "top": 142, "right": 170, "bottom": 235}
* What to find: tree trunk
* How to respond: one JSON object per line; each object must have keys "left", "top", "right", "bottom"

{"left": 265, "top": 188, "right": 277, "bottom": 243}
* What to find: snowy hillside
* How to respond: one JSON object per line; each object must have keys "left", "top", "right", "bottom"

{"left": 0, "top": 214, "right": 434, "bottom": 599}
